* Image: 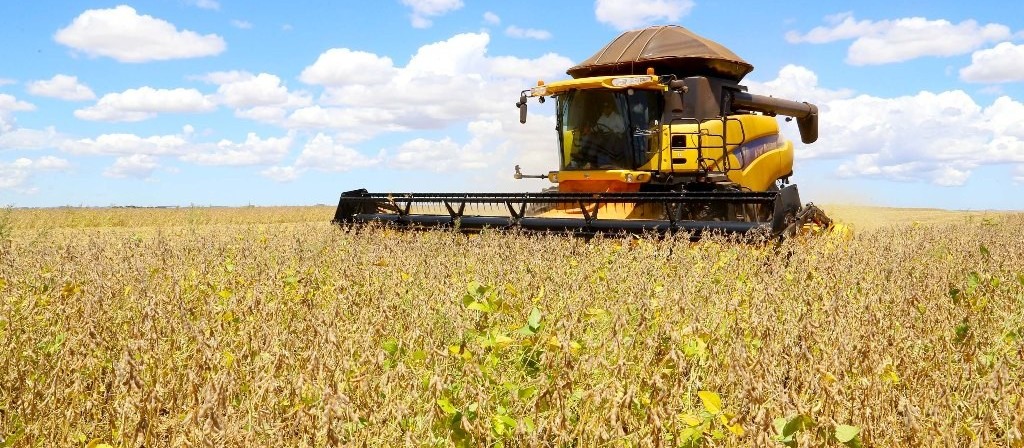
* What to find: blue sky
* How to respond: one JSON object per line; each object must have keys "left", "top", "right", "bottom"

{"left": 1, "top": 1, "right": 1023, "bottom": 209}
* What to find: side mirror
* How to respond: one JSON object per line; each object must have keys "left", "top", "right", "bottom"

{"left": 516, "top": 93, "right": 528, "bottom": 124}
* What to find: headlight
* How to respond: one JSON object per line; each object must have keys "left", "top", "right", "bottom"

{"left": 625, "top": 173, "right": 634, "bottom": 182}
{"left": 611, "top": 76, "right": 651, "bottom": 88}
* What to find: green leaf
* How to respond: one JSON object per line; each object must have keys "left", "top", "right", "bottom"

{"left": 954, "top": 320, "right": 970, "bottom": 344}
{"left": 467, "top": 301, "right": 493, "bottom": 313}
{"left": 382, "top": 339, "right": 399, "bottom": 356}
{"left": 517, "top": 386, "right": 537, "bottom": 401}
{"left": 776, "top": 414, "right": 812, "bottom": 438}
{"left": 967, "top": 272, "right": 981, "bottom": 291}
{"left": 436, "top": 398, "right": 457, "bottom": 415}
{"left": 522, "top": 416, "right": 535, "bottom": 433}
{"left": 697, "top": 391, "right": 722, "bottom": 414}
{"left": 678, "top": 427, "right": 701, "bottom": 445}
{"left": 496, "top": 414, "right": 517, "bottom": 428}
{"left": 527, "top": 307, "right": 542, "bottom": 331}
{"left": 467, "top": 280, "right": 482, "bottom": 296}
{"left": 948, "top": 286, "right": 961, "bottom": 305}
{"left": 835, "top": 424, "right": 861, "bottom": 443}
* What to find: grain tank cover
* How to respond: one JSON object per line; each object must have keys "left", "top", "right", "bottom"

{"left": 566, "top": 25, "right": 754, "bottom": 81}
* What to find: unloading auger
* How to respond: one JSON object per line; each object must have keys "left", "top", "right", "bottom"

{"left": 333, "top": 25, "right": 837, "bottom": 238}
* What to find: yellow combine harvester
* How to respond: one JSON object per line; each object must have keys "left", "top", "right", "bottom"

{"left": 334, "top": 25, "right": 834, "bottom": 238}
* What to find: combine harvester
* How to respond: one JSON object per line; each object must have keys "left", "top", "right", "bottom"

{"left": 334, "top": 25, "right": 836, "bottom": 238}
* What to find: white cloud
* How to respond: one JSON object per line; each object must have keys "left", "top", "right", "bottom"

{"left": 260, "top": 165, "right": 300, "bottom": 182}
{"left": 26, "top": 75, "right": 96, "bottom": 101}
{"left": 483, "top": 12, "right": 500, "bottom": 25}
{"left": 0, "top": 94, "right": 36, "bottom": 113}
{"left": 401, "top": 0, "right": 464, "bottom": 28}
{"left": 75, "top": 87, "right": 216, "bottom": 122}
{"left": 295, "top": 133, "right": 382, "bottom": 171}
{"left": 54, "top": 5, "right": 226, "bottom": 63}
{"left": 960, "top": 42, "right": 1024, "bottom": 83}
{"left": 0, "top": 79, "right": 15, "bottom": 86}
{"left": 505, "top": 26, "right": 552, "bottom": 40}
{"left": 0, "top": 127, "right": 64, "bottom": 151}
{"left": 207, "top": 72, "right": 311, "bottom": 111}
{"left": 744, "top": 64, "right": 854, "bottom": 105}
{"left": 62, "top": 133, "right": 190, "bottom": 156}
{"left": 751, "top": 65, "right": 1024, "bottom": 186}
{"left": 103, "top": 154, "right": 159, "bottom": 179}
{"left": 0, "top": 156, "right": 70, "bottom": 191}
{"left": 299, "top": 49, "right": 397, "bottom": 86}
{"left": 63, "top": 129, "right": 294, "bottom": 168}
{"left": 231, "top": 20, "right": 253, "bottom": 30}
{"left": 186, "top": 0, "right": 220, "bottom": 10}
{"left": 594, "top": 0, "right": 695, "bottom": 31}
{"left": 0, "top": 94, "right": 36, "bottom": 135}
{"left": 295, "top": 33, "right": 572, "bottom": 140}
{"left": 388, "top": 119, "right": 514, "bottom": 172}
{"left": 786, "top": 13, "right": 1012, "bottom": 65}
{"left": 179, "top": 133, "right": 293, "bottom": 166}
{"left": 489, "top": 53, "right": 580, "bottom": 80}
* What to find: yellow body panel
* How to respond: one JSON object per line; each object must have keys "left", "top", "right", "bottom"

{"left": 550, "top": 169, "right": 652, "bottom": 184}
{"left": 557, "top": 109, "right": 794, "bottom": 194}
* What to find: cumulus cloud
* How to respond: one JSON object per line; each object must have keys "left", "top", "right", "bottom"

{"left": 960, "top": 42, "right": 1024, "bottom": 83}
{"left": 0, "top": 94, "right": 36, "bottom": 136}
{"left": 62, "top": 133, "right": 190, "bottom": 156}
{"left": 260, "top": 166, "right": 300, "bottom": 182}
{"left": 401, "top": 0, "right": 464, "bottom": 28}
{"left": 295, "top": 33, "right": 572, "bottom": 141}
{"left": 0, "top": 156, "right": 71, "bottom": 191}
{"left": 595, "top": 0, "right": 695, "bottom": 31}
{"left": 294, "top": 133, "right": 382, "bottom": 171}
{"left": 261, "top": 133, "right": 383, "bottom": 182}
{"left": 103, "top": 154, "right": 159, "bottom": 179}
{"left": 61, "top": 128, "right": 293, "bottom": 168}
{"left": 786, "top": 13, "right": 1011, "bottom": 65}
{"left": 200, "top": 71, "right": 312, "bottom": 121}
{"left": 483, "top": 12, "right": 500, "bottom": 25}
{"left": 231, "top": 20, "right": 253, "bottom": 30}
{"left": 505, "top": 26, "right": 552, "bottom": 40}
{"left": 0, "top": 94, "right": 36, "bottom": 113}
{"left": 75, "top": 87, "right": 216, "bottom": 122}
{"left": 750, "top": 65, "right": 1024, "bottom": 186}
{"left": 54, "top": 5, "right": 225, "bottom": 62}
{"left": 387, "top": 115, "right": 556, "bottom": 179}
{"left": 0, "top": 127, "right": 64, "bottom": 151}
{"left": 26, "top": 75, "right": 96, "bottom": 101}
{"left": 179, "top": 133, "right": 293, "bottom": 166}
{"left": 299, "top": 49, "right": 397, "bottom": 86}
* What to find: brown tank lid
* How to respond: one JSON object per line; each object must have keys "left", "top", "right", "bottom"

{"left": 566, "top": 25, "right": 753, "bottom": 81}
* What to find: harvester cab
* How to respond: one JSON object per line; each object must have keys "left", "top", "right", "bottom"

{"left": 334, "top": 25, "right": 836, "bottom": 238}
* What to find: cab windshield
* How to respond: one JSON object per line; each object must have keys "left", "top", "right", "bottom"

{"left": 557, "top": 89, "right": 663, "bottom": 170}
